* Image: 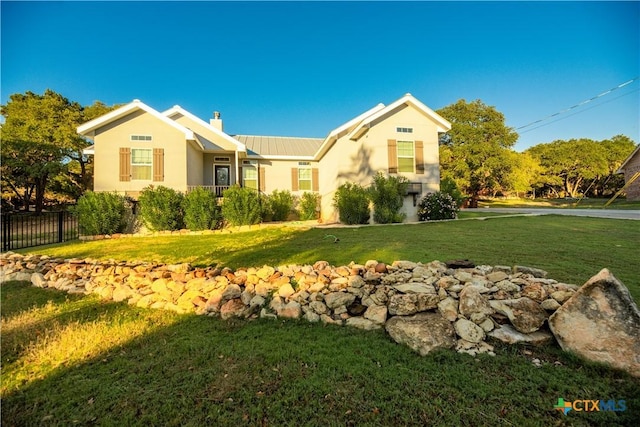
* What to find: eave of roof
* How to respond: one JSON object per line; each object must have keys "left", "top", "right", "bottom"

{"left": 616, "top": 144, "right": 640, "bottom": 174}
{"left": 77, "top": 99, "right": 195, "bottom": 141}
{"left": 162, "top": 105, "right": 246, "bottom": 152}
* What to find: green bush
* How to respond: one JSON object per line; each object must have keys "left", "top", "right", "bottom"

{"left": 440, "top": 177, "right": 466, "bottom": 208}
{"left": 333, "top": 182, "right": 370, "bottom": 225}
{"left": 369, "top": 172, "right": 408, "bottom": 224}
{"left": 418, "top": 191, "right": 459, "bottom": 221}
{"left": 298, "top": 192, "right": 320, "bottom": 220}
{"left": 74, "top": 191, "right": 128, "bottom": 235}
{"left": 138, "top": 186, "right": 185, "bottom": 231}
{"left": 221, "top": 186, "right": 262, "bottom": 226}
{"left": 182, "top": 188, "right": 221, "bottom": 230}
{"left": 268, "top": 190, "right": 295, "bottom": 222}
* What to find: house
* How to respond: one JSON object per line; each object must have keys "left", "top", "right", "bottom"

{"left": 77, "top": 93, "right": 451, "bottom": 222}
{"left": 617, "top": 144, "right": 640, "bottom": 201}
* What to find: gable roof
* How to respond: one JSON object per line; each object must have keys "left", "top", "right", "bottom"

{"left": 77, "top": 99, "right": 195, "bottom": 141}
{"left": 162, "top": 105, "right": 246, "bottom": 152}
{"left": 617, "top": 144, "right": 640, "bottom": 174}
{"left": 235, "top": 135, "right": 323, "bottom": 159}
{"left": 346, "top": 93, "right": 451, "bottom": 141}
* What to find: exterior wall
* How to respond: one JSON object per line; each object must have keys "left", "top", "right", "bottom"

{"left": 93, "top": 110, "right": 189, "bottom": 197}
{"left": 204, "top": 153, "right": 238, "bottom": 186}
{"left": 623, "top": 150, "right": 640, "bottom": 201}
{"left": 257, "top": 159, "right": 320, "bottom": 195}
{"left": 186, "top": 141, "right": 204, "bottom": 186}
{"left": 318, "top": 104, "right": 441, "bottom": 223}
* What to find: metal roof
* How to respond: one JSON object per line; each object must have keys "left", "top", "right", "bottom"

{"left": 232, "top": 135, "right": 324, "bottom": 158}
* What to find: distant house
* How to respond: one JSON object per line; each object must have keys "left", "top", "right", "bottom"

{"left": 617, "top": 144, "right": 640, "bottom": 201}
{"left": 77, "top": 93, "right": 451, "bottom": 222}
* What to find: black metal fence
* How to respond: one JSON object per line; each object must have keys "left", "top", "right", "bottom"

{"left": 1, "top": 211, "right": 79, "bottom": 251}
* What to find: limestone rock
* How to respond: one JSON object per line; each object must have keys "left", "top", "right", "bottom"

{"left": 488, "top": 324, "right": 553, "bottom": 346}
{"left": 346, "top": 317, "right": 381, "bottom": 330}
{"left": 514, "top": 265, "right": 547, "bottom": 278}
{"left": 454, "top": 318, "right": 485, "bottom": 343}
{"left": 220, "top": 298, "right": 246, "bottom": 320}
{"left": 459, "top": 286, "right": 494, "bottom": 319}
{"left": 437, "top": 297, "right": 459, "bottom": 322}
{"left": 278, "top": 283, "right": 295, "bottom": 299}
{"left": 277, "top": 301, "right": 301, "bottom": 319}
{"left": 388, "top": 294, "right": 418, "bottom": 316}
{"left": 541, "top": 298, "right": 561, "bottom": 311}
{"left": 393, "top": 283, "right": 436, "bottom": 294}
{"left": 324, "top": 292, "right": 356, "bottom": 309}
{"left": 385, "top": 312, "right": 457, "bottom": 356}
{"left": 489, "top": 297, "right": 547, "bottom": 334}
{"left": 364, "top": 305, "right": 387, "bottom": 325}
{"left": 548, "top": 269, "right": 640, "bottom": 377}
{"left": 30, "top": 272, "right": 47, "bottom": 288}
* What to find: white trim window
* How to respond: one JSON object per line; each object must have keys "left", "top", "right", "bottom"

{"left": 243, "top": 165, "right": 258, "bottom": 190}
{"left": 131, "top": 148, "right": 152, "bottom": 180}
{"left": 130, "top": 135, "right": 152, "bottom": 141}
{"left": 397, "top": 141, "right": 415, "bottom": 173}
{"left": 298, "top": 167, "right": 312, "bottom": 191}
{"left": 396, "top": 127, "right": 413, "bottom": 133}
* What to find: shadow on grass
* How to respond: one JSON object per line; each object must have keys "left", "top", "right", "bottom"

{"left": 2, "top": 284, "right": 639, "bottom": 426}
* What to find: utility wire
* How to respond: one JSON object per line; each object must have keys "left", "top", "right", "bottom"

{"left": 516, "top": 77, "right": 639, "bottom": 131}
{"left": 518, "top": 87, "right": 640, "bottom": 134}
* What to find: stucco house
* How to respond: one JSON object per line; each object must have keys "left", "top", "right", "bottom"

{"left": 617, "top": 144, "right": 640, "bottom": 201}
{"left": 77, "top": 93, "right": 451, "bottom": 222}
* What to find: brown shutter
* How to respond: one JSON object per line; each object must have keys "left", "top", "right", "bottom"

{"left": 119, "top": 147, "right": 131, "bottom": 181}
{"left": 153, "top": 148, "right": 164, "bottom": 181}
{"left": 259, "top": 166, "right": 266, "bottom": 192}
{"left": 291, "top": 168, "right": 299, "bottom": 191}
{"left": 312, "top": 168, "right": 319, "bottom": 192}
{"left": 238, "top": 167, "right": 243, "bottom": 186}
{"left": 387, "top": 139, "right": 397, "bottom": 174}
{"left": 415, "top": 141, "right": 424, "bottom": 174}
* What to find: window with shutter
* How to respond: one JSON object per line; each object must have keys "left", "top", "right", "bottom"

{"left": 415, "top": 141, "right": 424, "bottom": 174}
{"left": 388, "top": 140, "right": 398, "bottom": 174}
{"left": 119, "top": 147, "right": 131, "bottom": 181}
{"left": 153, "top": 148, "right": 164, "bottom": 181}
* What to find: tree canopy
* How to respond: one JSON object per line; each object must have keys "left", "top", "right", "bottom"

{"left": 437, "top": 99, "right": 519, "bottom": 204}
{"left": 1, "top": 90, "right": 116, "bottom": 212}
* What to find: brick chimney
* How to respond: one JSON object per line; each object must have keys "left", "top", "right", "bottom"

{"left": 210, "top": 111, "right": 223, "bottom": 131}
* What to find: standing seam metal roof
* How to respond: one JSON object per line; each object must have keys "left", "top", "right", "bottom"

{"left": 232, "top": 135, "right": 324, "bottom": 157}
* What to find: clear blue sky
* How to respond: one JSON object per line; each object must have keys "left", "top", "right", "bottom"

{"left": 2, "top": 1, "right": 638, "bottom": 151}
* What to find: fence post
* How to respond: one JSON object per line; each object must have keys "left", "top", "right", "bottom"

{"left": 2, "top": 214, "right": 10, "bottom": 251}
{"left": 58, "top": 211, "right": 64, "bottom": 243}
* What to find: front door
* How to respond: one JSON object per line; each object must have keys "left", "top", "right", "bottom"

{"left": 215, "top": 165, "right": 230, "bottom": 197}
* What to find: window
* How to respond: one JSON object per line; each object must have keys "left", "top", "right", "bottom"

{"left": 131, "top": 135, "right": 152, "bottom": 141}
{"left": 396, "top": 127, "right": 413, "bottom": 134}
{"left": 298, "top": 168, "right": 312, "bottom": 191}
{"left": 214, "top": 157, "right": 230, "bottom": 162}
{"left": 397, "top": 141, "right": 415, "bottom": 173}
{"left": 243, "top": 166, "right": 258, "bottom": 190}
{"left": 131, "top": 148, "right": 152, "bottom": 180}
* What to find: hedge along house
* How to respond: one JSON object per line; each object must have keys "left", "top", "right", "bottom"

{"left": 78, "top": 93, "right": 451, "bottom": 223}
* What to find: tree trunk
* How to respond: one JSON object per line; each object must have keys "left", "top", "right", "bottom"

{"left": 34, "top": 175, "right": 48, "bottom": 214}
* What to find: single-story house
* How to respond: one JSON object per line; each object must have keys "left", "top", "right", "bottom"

{"left": 617, "top": 144, "right": 640, "bottom": 201}
{"left": 77, "top": 93, "right": 451, "bottom": 222}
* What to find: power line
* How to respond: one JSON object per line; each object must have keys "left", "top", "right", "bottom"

{"left": 518, "top": 87, "right": 640, "bottom": 134}
{"left": 516, "top": 77, "right": 639, "bottom": 131}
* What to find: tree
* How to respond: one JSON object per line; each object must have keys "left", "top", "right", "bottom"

{"left": 437, "top": 99, "right": 519, "bottom": 206}
{"left": 1, "top": 91, "right": 115, "bottom": 212}
{"left": 503, "top": 151, "right": 545, "bottom": 197}
{"left": 593, "top": 135, "right": 636, "bottom": 196}
{"left": 527, "top": 139, "right": 608, "bottom": 198}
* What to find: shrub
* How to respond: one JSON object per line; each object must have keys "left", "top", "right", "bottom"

{"left": 369, "top": 172, "right": 408, "bottom": 224}
{"left": 333, "top": 182, "right": 370, "bottom": 225}
{"left": 269, "top": 189, "right": 295, "bottom": 222}
{"left": 182, "top": 188, "right": 221, "bottom": 230}
{"left": 221, "top": 186, "right": 262, "bottom": 226}
{"left": 417, "top": 191, "right": 459, "bottom": 221}
{"left": 74, "top": 191, "right": 128, "bottom": 235}
{"left": 138, "top": 186, "right": 185, "bottom": 231}
{"left": 298, "top": 192, "right": 320, "bottom": 220}
{"left": 440, "top": 177, "right": 466, "bottom": 208}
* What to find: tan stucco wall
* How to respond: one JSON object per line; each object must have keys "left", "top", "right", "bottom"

{"left": 257, "top": 159, "right": 319, "bottom": 194}
{"left": 318, "top": 104, "right": 441, "bottom": 222}
{"left": 623, "top": 150, "right": 640, "bottom": 201}
{"left": 186, "top": 141, "right": 204, "bottom": 186}
{"left": 93, "top": 110, "right": 190, "bottom": 196}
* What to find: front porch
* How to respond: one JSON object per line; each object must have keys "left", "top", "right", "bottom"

{"left": 186, "top": 185, "right": 231, "bottom": 197}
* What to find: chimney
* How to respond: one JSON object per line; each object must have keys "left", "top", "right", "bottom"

{"left": 210, "top": 111, "right": 223, "bottom": 131}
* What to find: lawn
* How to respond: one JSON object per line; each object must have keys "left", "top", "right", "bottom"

{"left": 3, "top": 215, "right": 640, "bottom": 426}
{"left": 478, "top": 197, "right": 640, "bottom": 210}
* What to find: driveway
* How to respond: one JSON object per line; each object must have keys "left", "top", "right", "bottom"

{"left": 473, "top": 208, "right": 640, "bottom": 220}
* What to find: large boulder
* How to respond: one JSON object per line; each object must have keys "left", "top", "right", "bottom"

{"left": 548, "top": 269, "right": 640, "bottom": 377}
{"left": 385, "top": 312, "right": 456, "bottom": 356}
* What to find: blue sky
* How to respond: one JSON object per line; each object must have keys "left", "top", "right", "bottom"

{"left": 2, "top": 1, "right": 638, "bottom": 151}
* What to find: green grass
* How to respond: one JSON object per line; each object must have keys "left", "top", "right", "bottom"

{"left": 2, "top": 281, "right": 639, "bottom": 426}
{"left": 479, "top": 197, "right": 640, "bottom": 209}
{"left": 20, "top": 216, "right": 640, "bottom": 303}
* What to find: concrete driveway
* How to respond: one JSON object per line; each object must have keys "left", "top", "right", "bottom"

{"left": 473, "top": 208, "right": 640, "bottom": 220}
